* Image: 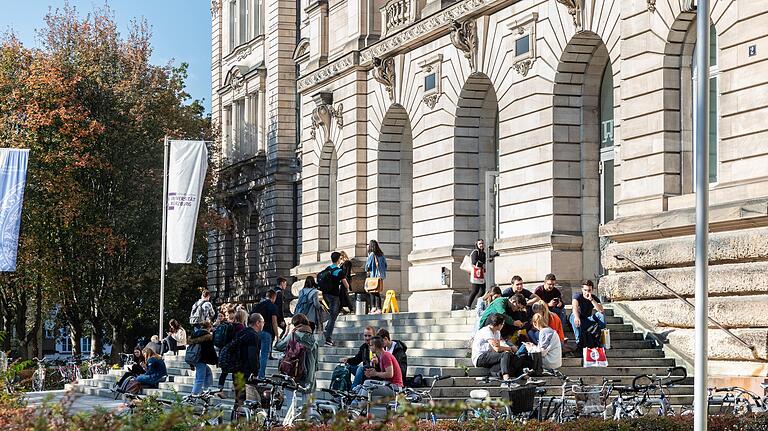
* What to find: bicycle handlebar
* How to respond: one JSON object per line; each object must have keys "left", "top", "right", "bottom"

{"left": 632, "top": 366, "right": 687, "bottom": 391}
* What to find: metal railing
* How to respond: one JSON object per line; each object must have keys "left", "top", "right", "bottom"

{"left": 613, "top": 254, "right": 761, "bottom": 361}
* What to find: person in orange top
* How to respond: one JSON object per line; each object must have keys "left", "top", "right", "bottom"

{"left": 529, "top": 300, "right": 565, "bottom": 343}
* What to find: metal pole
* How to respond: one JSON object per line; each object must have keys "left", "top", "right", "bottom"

{"left": 694, "top": 2, "right": 711, "bottom": 429}
{"left": 159, "top": 136, "right": 170, "bottom": 341}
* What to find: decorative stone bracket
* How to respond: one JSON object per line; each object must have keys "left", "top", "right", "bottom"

{"left": 450, "top": 19, "right": 478, "bottom": 71}
{"left": 556, "top": 0, "right": 583, "bottom": 30}
{"left": 647, "top": 0, "right": 656, "bottom": 12}
{"left": 373, "top": 57, "right": 396, "bottom": 101}
{"left": 309, "top": 92, "right": 343, "bottom": 144}
{"left": 211, "top": 0, "right": 220, "bottom": 17}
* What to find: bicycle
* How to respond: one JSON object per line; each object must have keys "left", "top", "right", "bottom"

{"left": 457, "top": 368, "right": 541, "bottom": 422}
{"left": 703, "top": 386, "right": 767, "bottom": 415}
{"left": 230, "top": 374, "right": 308, "bottom": 428}
{"left": 630, "top": 366, "right": 687, "bottom": 416}
{"left": 388, "top": 375, "right": 450, "bottom": 423}
{"left": 310, "top": 387, "right": 368, "bottom": 424}
{"left": 182, "top": 388, "right": 226, "bottom": 425}
{"left": 82, "top": 355, "right": 109, "bottom": 379}
{"left": 538, "top": 368, "right": 583, "bottom": 423}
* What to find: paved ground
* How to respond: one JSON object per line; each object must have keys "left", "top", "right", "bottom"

{"left": 25, "top": 390, "right": 124, "bottom": 414}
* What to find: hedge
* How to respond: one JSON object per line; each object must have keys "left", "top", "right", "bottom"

{"left": 2, "top": 397, "right": 768, "bottom": 431}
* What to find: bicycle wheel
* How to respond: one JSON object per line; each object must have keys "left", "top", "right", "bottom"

{"left": 231, "top": 406, "right": 251, "bottom": 423}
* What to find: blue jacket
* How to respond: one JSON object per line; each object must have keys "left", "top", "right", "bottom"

{"left": 365, "top": 253, "right": 387, "bottom": 279}
{"left": 135, "top": 357, "right": 167, "bottom": 386}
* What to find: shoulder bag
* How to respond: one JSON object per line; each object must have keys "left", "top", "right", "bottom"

{"left": 365, "top": 255, "right": 384, "bottom": 293}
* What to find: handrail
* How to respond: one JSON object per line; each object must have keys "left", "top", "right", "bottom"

{"left": 613, "top": 254, "right": 761, "bottom": 361}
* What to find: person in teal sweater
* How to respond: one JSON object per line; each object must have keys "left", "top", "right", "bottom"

{"left": 478, "top": 295, "right": 528, "bottom": 339}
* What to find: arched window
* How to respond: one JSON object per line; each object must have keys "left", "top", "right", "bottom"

{"left": 599, "top": 62, "right": 615, "bottom": 224}
{"left": 691, "top": 24, "right": 718, "bottom": 185}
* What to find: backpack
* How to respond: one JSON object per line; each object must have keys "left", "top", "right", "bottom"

{"left": 317, "top": 266, "right": 339, "bottom": 296}
{"left": 218, "top": 332, "right": 244, "bottom": 373}
{"left": 185, "top": 342, "right": 202, "bottom": 367}
{"left": 213, "top": 322, "right": 234, "bottom": 349}
{"left": 294, "top": 288, "right": 316, "bottom": 316}
{"left": 278, "top": 332, "right": 308, "bottom": 380}
{"left": 579, "top": 323, "right": 602, "bottom": 349}
{"left": 329, "top": 364, "right": 351, "bottom": 392}
{"left": 189, "top": 300, "right": 208, "bottom": 325}
{"left": 118, "top": 376, "right": 141, "bottom": 395}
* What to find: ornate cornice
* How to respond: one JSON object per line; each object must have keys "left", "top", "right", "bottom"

{"left": 211, "top": 0, "right": 220, "bottom": 17}
{"left": 359, "top": 0, "right": 497, "bottom": 64}
{"left": 297, "top": 52, "right": 359, "bottom": 93}
{"left": 647, "top": 0, "right": 656, "bottom": 12}
{"left": 297, "top": 0, "right": 505, "bottom": 90}
{"left": 450, "top": 19, "right": 478, "bottom": 71}
{"left": 372, "top": 57, "right": 396, "bottom": 101}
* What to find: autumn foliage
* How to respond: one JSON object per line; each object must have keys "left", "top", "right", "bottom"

{"left": 0, "top": 4, "right": 213, "bottom": 358}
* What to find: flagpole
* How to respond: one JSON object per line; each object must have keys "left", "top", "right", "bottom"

{"left": 159, "top": 136, "right": 170, "bottom": 341}
{"left": 694, "top": 1, "right": 711, "bottom": 429}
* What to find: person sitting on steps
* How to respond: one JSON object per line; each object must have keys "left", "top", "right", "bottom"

{"left": 533, "top": 273, "right": 566, "bottom": 328}
{"left": 341, "top": 326, "right": 376, "bottom": 388}
{"left": 472, "top": 313, "right": 525, "bottom": 380}
{"left": 376, "top": 328, "right": 408, "bottom": 384}
{"left": 569, "top": 279, "right": 606, "bottom": 348}
{"left": 502, "top": 275, "right": 540, "bottom": 306}
{"left": 475, "top": 285, "right": 502, "bottom": 331}
{"left": 478, "top": 294, "right": 528, "bottom": 340}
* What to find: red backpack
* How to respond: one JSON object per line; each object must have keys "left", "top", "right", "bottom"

{"left": 278, "top": 332, "right": 308, "bottom": 380}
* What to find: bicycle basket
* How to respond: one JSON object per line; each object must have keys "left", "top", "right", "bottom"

{"left": 503, "top": 385, "right": 537, "bottom": 414}
{"left": 572, "top": 385, "right": 608, "bottom": 416}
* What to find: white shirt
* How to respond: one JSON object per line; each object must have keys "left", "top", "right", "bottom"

{"left": 528, "top": 327, "right": 562, "bottom": 369}
{"left": 471, "top": 326, "right": 500, "bottom": 366}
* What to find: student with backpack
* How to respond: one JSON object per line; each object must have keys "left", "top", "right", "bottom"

{"left": 186, "top": 321, "right": 218, "bottom": 395}
{"left": 275, "top": 314, "right": 318, "bottom": 415}
{"left": 216, "top": 309, "right": 247, "bottom": 390}
{"left": 317, "top": 251, "right": 350, "bottom": 347}
{"left": 294, "top": 276, "right": 324, "bottom": 332}
{"left": 219, "top": 312, "right": 264, "bottom": 403}
{"left": 190, "top": 289, "right": 216, "bottom": 327}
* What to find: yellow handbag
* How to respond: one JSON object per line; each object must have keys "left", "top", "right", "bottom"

{"left": 364, "top": 255, "right": 384, "bottom": 293}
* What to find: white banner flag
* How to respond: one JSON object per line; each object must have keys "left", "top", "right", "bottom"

{"left": 166, "top": 140, "right": 208, "bottom": 263}
{"left": 0, "top": 149, "right": 29, "bottom": 272}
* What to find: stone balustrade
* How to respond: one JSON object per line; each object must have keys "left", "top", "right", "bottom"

{"left": 380, "top": 0, "right": 420, "bottom": 37}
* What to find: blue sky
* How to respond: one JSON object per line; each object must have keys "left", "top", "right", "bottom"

{"left": 0, "top": 0, "right": 212, "bottom": 113}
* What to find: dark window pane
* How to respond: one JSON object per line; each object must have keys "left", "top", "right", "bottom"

{"left": 602, "top": 159, "right": 614, "bottom": 224}
{"left": 424, "top": 73, "right": 436, "bottom": 91}
{"left": 515, "top": 35, "right": 530, "bottom": 56}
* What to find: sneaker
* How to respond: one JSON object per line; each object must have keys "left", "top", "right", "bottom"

{"left": 324, "top": 339, "right": 334, "bottom": 347}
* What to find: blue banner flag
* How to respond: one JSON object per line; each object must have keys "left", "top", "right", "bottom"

{"left": 0, "top": 149, "right": 29, "bottom": 272}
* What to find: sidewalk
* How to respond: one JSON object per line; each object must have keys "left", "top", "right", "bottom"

{"left": 25, "top": 390, "right": 124, "bottom": 414}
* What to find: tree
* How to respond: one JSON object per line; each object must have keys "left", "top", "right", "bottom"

{"left": 0, "top": 5, "right": 213, "bottom": 358}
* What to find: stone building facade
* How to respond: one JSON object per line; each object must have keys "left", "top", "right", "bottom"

{"left": 208, "top": 0, "right": 301, "bottom": 303}
{"left": 292, "top": 0, "right": 768, "bottom": 385}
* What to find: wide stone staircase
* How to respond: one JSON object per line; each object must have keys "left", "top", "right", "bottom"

{"left": 72, "top": 306, "right": 694, "bottom": 416}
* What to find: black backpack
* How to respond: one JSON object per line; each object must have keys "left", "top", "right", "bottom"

{"left": 213, "top": 322, "right": 234, "bottom": 349}
{"left": 317, "top": 266, "right": 339, "bottom": 296}
{"left": 218, "top": 332, "right": 245, "bottom": 373}
{"left": 579, "top": 323, "right": 602, "bottom": 349}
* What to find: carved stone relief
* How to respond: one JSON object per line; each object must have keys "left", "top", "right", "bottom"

{"left": 309, "top": 92, "right": 343, "bottom": 144}
{"left": 556, "top": 0, "right": 582, "bottom": 30}
{"left": 373, "top": 57, "right": 396, "bottom": 101}
{"left": 647, "top": 0, "right": 657, "bottom": 12}
{"left": 450, "top": 19, "right": 478, "bottom": 71}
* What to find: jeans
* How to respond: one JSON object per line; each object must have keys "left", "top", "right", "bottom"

{"left": 569, "top": 311, "right": 606, "bottom": 344}
{"left": 476, "top": 350, "right": 514, "bottom": 377}
{"left": 192, "top": 363, "right": 212, "bottom": 394}
{"left": 258, "top": 331, "right": 272, "bottom": 378}
{"left": 349, "top": 364, "right": 367, "bottom": 388}
{"left": 323, "top": 294, "right": 341, "bottom": 342}
{"left": 527, "top": 329, "right": 540, "bottom": 344}
{"left": 161, "top": 336, "right": 177, "bottom": 354}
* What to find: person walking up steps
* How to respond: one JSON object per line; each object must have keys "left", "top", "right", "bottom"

{"left": 467, "top": 239, "right": 487, "bottom": 309}
{"left": 318, "top": 251, "right": 350, "bottom": 347}
{"left": 365, "top": 240, "right": 387, "bottom": 313}
{"left": 190, "top": 289, "right": 215, "bottom": 327}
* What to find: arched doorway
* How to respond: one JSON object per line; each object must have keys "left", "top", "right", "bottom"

{"left": 376, "top": 104, "right": 413, "bottom": 294}
{"left": 552, "top": 32, "right": 614, "bottom": 283}
{"left": 454, "top": 73, "right": 500, "bottom": 285}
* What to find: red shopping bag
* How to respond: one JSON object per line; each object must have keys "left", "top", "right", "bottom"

{"left": 583, "top": 347, "right": 608, "bottom": 367}
{"left": 470, "top": 266, "right": 485, "bottom": 284}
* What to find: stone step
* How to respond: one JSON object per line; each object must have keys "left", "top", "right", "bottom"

{"left": 335, "top": 308, "right": 615, "bottom": 323}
